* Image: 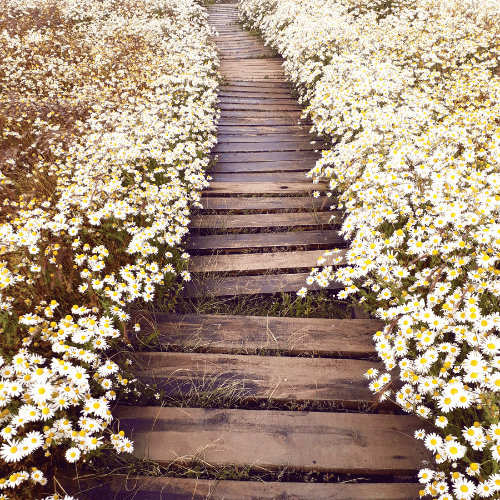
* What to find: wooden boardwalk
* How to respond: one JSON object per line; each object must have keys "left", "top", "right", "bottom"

{"left": 73, "top": 4, "right": 430, "bottom": 499}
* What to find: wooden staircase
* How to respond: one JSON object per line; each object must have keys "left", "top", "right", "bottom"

{"left": 70, "top": 4, "right": 431, "bottom": 499}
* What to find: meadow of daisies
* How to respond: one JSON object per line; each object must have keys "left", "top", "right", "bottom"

{"left": 239, "top": 0, "right": 500, "bottom": 498}
{"left": 0, "top": 0, "right": 219, "bottom": 496}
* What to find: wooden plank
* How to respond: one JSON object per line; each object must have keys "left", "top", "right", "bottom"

{"left": 216, "top": 133, "right": 315, "bottom": 142}
{"left": 203, "top": 182, "right": 326, "bottom": 195}
{"left": 217, "top": 125, "right": 310, "bottom": 134}
{"left": 220, "top": 59, "right": 284, "bottom": 67}
{"left": 221, "top": 111, "right": 302, "bottom": 119}
{"left": 130, "top": 352, "right": 381, "bottom": 407}
{"left": 212, "top": 141, "right": 324, "bottom": 153}
{"left": 190, "top": 212, "right": 339, "bottom": 229}
{"left": 199, "top": 196, "right": 332, "bottom": 211}
{"left": 113, "top": 407, "right": 432, "bottom": 474}
{"left": 212, "top": 151, "right": 320, "bottom": 163}
{"left": 220, "top": 81, "right": 291, "bottom": 89}
{"left": 218, "top": 118, "right": 307, "bottom": 126}
{"left": 109, "top": 476, "right": 421, "bottom": 500}
{"left": 220, "top": 84, "right": 292, "bottom": 93}
{"left": 182, "top": 273, "right": 343, "bottom": 297}
{"left": 186, "top": 230, "right": 343, "bottom": 251}
{"left": 209, "top": 161, "right": 314, "bottom": 172}
{"left": 219, "top": 103, "right": 302, "bottom": 112}
{"left": 129, "top": 313, "right": 381, "bottom": 357}
{"left": 208, "top": 172, "right": 310, "bottom": 182}
{"left": 218, "top": 92, "right": 297, "bottom": 100}
{"left": 188, "top": 249, "right": 346, "bottom": 273}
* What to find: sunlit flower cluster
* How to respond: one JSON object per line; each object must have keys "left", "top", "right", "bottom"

{"left": 0, "top": 0, "right": 218, "bottom": 496}
{"left": 240, "top": 0, "right": 500, "bottom": 497}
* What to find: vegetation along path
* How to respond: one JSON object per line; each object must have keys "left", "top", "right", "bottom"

{"left": 78, "top": 3, "right": 431, "bottom": 499}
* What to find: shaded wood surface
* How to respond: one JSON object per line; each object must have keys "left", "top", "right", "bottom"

{"left": 212, "top": 150, "right": 320, "bottom": 162}
{"left": 186, "top": 230, "right": 343, "bottom": 251}
{"left": 129, "top": 312, "right": 381, "bottom": 357}
{"left": 209, "top": 160, "right": 317, "bottom": 172}
{"left": 190, "top": 212, "right": 339, "bottom": 229}
{"left": 199, "top": 196, "right": 331, "bottom": 211}
{"left": 109, "top": 476, "right": 422, "bottom": 500}
{"left": 131, "top": 352, "right": 382, "bottom": 407}
{"left": 188, "top": 249, "right": 346, "bottom": 273}
{"left": 212, "top": 141, "right": 324, "bottom": 153}
{"left": 114, "top": 406, "right": 432, "bottom": 475}
{"left": 203, "top": 181, "right": 327, "bottom": 195}
{"left": 182, "top": 273, "right": 343, "bottom": 297}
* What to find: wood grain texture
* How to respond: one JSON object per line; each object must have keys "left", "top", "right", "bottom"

{"left": 203, "top": 182, "right": 326, "bottom": 195}
{"left": 182, "top": 273, "right": 343, "bottom": 297}
{"left": 130, "top": 352, "right": 382, "bottom": 407}
{"left": 109, "top": 476, "right": 422, "bottom": 500}
{"left": 208, "top": 172, "right": 311, "bottom": 182}
{"left": 212, "top": 141, "right": 324, "bottom": 153}
{"left": 129, "top": 312, "right": 381, "bottom": 357}
{"left": 212, "top": 150, "right": 320, "bottom": 162}
{"left": 199, "top": 196, "right": 332, "bottom": 211}
{"left": 113, "top": 406, "right": 432, "bottom": 474}
{"left": 186, "top": 230, "right": 343, "bottom": 251}
{"left": 188, "top": 249, "right": 346, "bottom": 273}
{"left": 190, "top": 211, "right": 339, "bottom": 229}
{"left": 209, "top": 160, "right": 315, "bottom": 172}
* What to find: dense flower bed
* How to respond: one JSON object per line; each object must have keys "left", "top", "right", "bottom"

{"left": 240, "top": 0, "right": 500, "bottom": 498}
{"left": 0, "top": 0, "right": 218, "bottom": 496}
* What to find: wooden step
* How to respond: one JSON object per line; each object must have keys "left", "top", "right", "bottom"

{"left": 113, "top": 407, "right": 431, "bottom": 475}
{"left": 199, "top": 196, "right": 331, "bottom": 211}
{"left": 128, "top": 352, "right": 382, "bottom": 408}
{"left": 217, "top": 125, "right": 310, "bottom": 134}
{"left": 216, "top": 132, "right": 314, "bottom": 141}
{"left": 130, "top": 313, "right": 381, "bottom": 357}
{"left": 209, "top": 172, "right": 311, "bottom": 182}
{"left": 188, "top": 249, "right": 346, "bottom": 273}
{"left": 190, "top": 212, "right": 340, "bottom": 229}
{"left": 182, "top": 272, "right": 343, "bottom": 297}
{"left": 212, "top": 151, "right": 319, "bottom": 162}
{"left": 186, "top": 230, "right": 343, "bottom": 252}
{"left": 203, "top": 182, "right": 326, "bottom": 195}
{"left": 212, "top": 141, "right": 323, "bottom": 153}
{"left": 209, "top": 160, "right": 317, "bottom": 172}
{"left": 219, "top": 102, "right": 302, "bottom": 112}
{"left": 108, "top": 476, "right": 421, "bottom": 500}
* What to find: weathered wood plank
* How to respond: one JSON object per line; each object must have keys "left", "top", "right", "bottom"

{"left": 129, "top": 313, "right": 381, "bottom": 357}
{"left": 188, "top": 249, "right": 346, "bottom": 273}
{"left": 208, "top": 172, "right": 309, "bottom": 182}
{"left": 218, "top": 97, "right": 298, "bottom": 105}
{"left": 130, "top": 352, "right": 381, "bottom": 407}
{"left": 218, "top": 92, "right": 297, "bottom": 100}
{"left": 220, "top": 84, "right": 292, "bottom": 93}
{"left": 113, "top": 407, "right": 432, "bottom": 474}
{"left": 109, "top": 476, "right": 421, "bottom": 500}
{"left": 217, "top": 125, "right": 310, "bottom": 134}
{"left": 199, "top": 196, "right": 332, "bottom": 211}
{"left": 219, "top": 102, "right": 302, "bottom": 112}
{"left": 209, "top": 160, "right": 312, "bottom": 175}
{"left": 212, "top": 141, "right": 324, "bottom": 153}
{"left": 212, "top": 151, "right": 320, "bottom": 163}
{"left": 182, "top": 273, "right": 343, "bottom": 297}
{"left": 186, "top": 230, "right": 343, "bottom": 251}
{"left": 216, "top": 133, "right": 315, "bottom": 142}
{"left": 203, "top": 182, "right": 326, "bottom": 195}
{"left": 108, "top": 476, "right": 421, "bottom": 500}
{"left": 218, "top": 118, "right": 309, "bottom": 126}
{"left": 221, "top": 110, "right": 302, "bottom": 119}
{"left": 220, "top": 81, "right": 291, "bottom": 89}
{"left": 190, "top": 211, "right": 339, "bottom": 229}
